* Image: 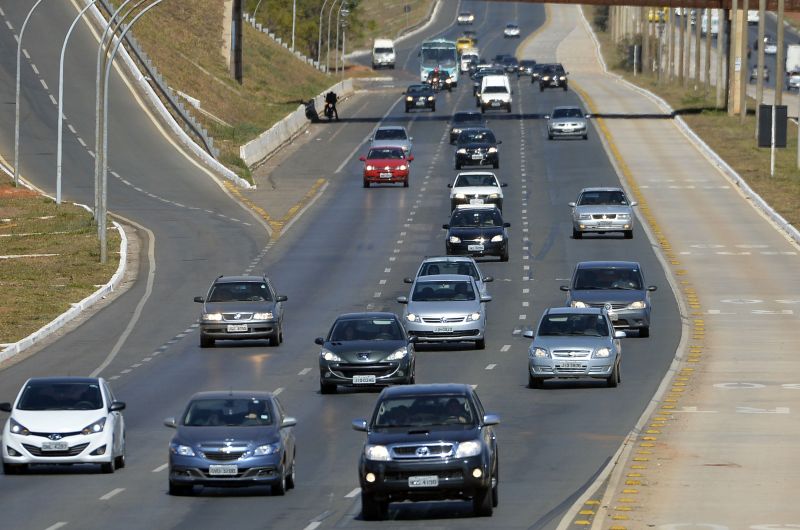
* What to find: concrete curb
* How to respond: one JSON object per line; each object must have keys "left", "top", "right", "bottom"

{"left": 0, "top": 163, "right": 128, "bottom": 365}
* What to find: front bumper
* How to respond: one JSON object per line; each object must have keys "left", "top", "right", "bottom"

{"left": 405, "top": 99, "right": 435, "bottom": 111}
{"left": 3, "top": 431, "right": 113, "bottom": 465}
{"left": 573, "top": 218, "right": 633, "bottom": 233}
{"left": 480, "top": 99, "right": 511, "bottom": 111}
{"left": 169, "top": 454, "right": 282, "bottom": 487}
{"left": 200, "top": 320, "right": 279, "bottom": 341}
{"left": 319, "top": 357, "right": 411, "bottom": 387}
{"left": 529, "top": 358, "right": 614, "bottom": 380}
{"left": 447, "top": 239, "right": 506, "bottom": 258}
{"left": 549, "top": 125, "right": 587, "bottom": 138}
{"left": 364, "top": 169, "right": 409, "bottom": 184}
{"left": 450, "top": 197, "right": 503, "bottom": 211}
{"left": 455, "top": 152, "right": 498, "bottom": 167}
{"left": 404, "top": 319, "right": 485, "bottom": 343}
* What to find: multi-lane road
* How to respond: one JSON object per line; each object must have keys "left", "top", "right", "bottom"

{"left": 0, "top": 1, "right": 680, "bottom": 528}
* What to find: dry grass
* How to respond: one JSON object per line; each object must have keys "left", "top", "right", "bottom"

{"left": 0, "top": 177, "right": 120, "bottom": 345}
{"left": 586, "top": 5, "right": 800, "bottom": 231}
{"left": 350, "top": 0, "right": 435, "bottom": 50}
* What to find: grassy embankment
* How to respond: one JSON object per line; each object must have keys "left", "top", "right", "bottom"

{"left": 585, "top": 6, "right": 800, "bottom": 229}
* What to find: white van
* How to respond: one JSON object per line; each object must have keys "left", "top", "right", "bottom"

{"left": 478, "top": 74, "right": 511, "bottom": 113}
{"left": 372, "top": 38, "right": 396, "bottom": 69}
{"left": 460, "top": 49, "right": 479, "bottom": 73}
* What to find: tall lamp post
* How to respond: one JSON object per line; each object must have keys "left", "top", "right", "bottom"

{"left": 14, "top": 0, "right": 51, "bottom": 187}
{"left": 317, "top": 0, "right": 332, "bottom": 63}
{"left": 291, "top": 0, "right": 296, "bottom": 52}
{"left": 326, "top": 0, "right": 344, "bottom": 72}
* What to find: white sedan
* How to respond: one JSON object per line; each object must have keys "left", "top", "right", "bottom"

{"left": 1, "top": 376, "right": 126, "bottom": 474}
{"left": 448, "top": 170, "right": 507, "bottom": 211}
{"left": 503, "top": 24, "right": 520, "bottom": 38}
{"left": 457, "top": 12, "right": 475, "bottom": 25}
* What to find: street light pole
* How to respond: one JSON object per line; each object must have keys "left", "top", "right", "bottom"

{"left": 326, "top": 0, "right": 343, "bottom": 72}
{"left": 14, "top": 0, "right": 50, "bottom": 187}
{"left": 291, "top": 0, "right": 296, "bottom": 52}
{"left": 318, "top": 0, "right": 332, "bottom": 63}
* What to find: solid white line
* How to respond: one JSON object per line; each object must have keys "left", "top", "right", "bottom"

{"left": 152, "top": 463, "right": 168, "bottom": 473}
{"left": 485, "top": 364, "right": 496, "bottom": 370}
{"left": 344, "top": 487, "right": 361, "bottom": 498}
{"left": 302, "top": 523, "right": 321, "bottom": 530}
{"left": 273, "top": 387, "right": 284, "bottom": 396}
{"left": 298, "top": 367, "right": 312, "bottom": 376}
{"left": 500, "top": 345, "right": 511, "bottom": 352}
{"left": 44, "top": 523, "right": 68, "bottom": 530}
{"left": 99, "top": 488, "right": 125, "bottom": 501}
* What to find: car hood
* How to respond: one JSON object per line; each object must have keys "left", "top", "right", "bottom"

{"left": 364, "top": 158, "right": 408, "bottom": 167}
{"left": 448, "top": 226, "right": 504, "bottom": 239}
{"left": 203, "top": 301, "right": 277, "bottom": 313}
{"left": 450, "top": 186, "right": 503, "bottom": 197}
{"left": 406, "top": 299, "right": 481, "bottom": 315}
{"left": 10, "top": 409, "right": 108, "bottom": 432}
{"left": 533, "top": 335, "right": 614, "bottom": 350}
{"left": 570, "top": 289, "right": 646, "bottom": 304}
{"left": 175, "top": 425, "right": 279, "bottom": 447}
{"left": 324, "top": 340, "right": 407, "bottom": 361}
{"left": 573, "top": 205, "right": 632, "bottom": 215}
{"left": 367, "top": 425, "right": 481, "bottom": 445}
{"left": 458, "top": 142, "right": 496, "bottom": 149}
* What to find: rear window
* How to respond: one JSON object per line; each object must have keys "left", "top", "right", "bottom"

{"left": 374, "top": 128, "right": 407, "bottom": 140}
{"left": 419, "top": 260, "right": 479, "bottom": 280}
{"left": 483, "top": 86, "right": 508, "bottom": 94}
{"left": 374, "top": 47, "right": 394, "bottom": 54}
{"left": 412, "top": 280, "right": 476, "bottom": 301}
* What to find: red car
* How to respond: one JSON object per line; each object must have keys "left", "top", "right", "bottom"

{"left": 359, "top": 146, "right": 413, "bottom": 188}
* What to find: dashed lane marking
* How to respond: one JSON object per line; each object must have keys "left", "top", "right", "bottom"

{"left": 31, "top": 63, "right": 39, "bottom": 75}
{"left": 44, "top": 524, "right": 67, "bottom": 530}
{"left": 501, "top": 345, "right": 511, "bottom": 352}
{"left": 298, "top": 368, "right": 312, "bottom": 376}
{"left": 302, "top": 523, "right": 321, "bottom": 530}
{"left": 345, "top": 487, "right": 361, "bottom": 498}
{"left": 486, "top": 364, "right": 497, "bottom": 370}
{"left": 152, "top": 463, "right": 168, "bottom": 473}
{"left": 273, "top": 387, "right": 284, "bottom": 396}
{"left": 99, "top": 488, "right": 125, "bottom": 501}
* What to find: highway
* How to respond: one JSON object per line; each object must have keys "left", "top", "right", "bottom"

{"left": 0, "top": 1, "right": 680, "bottom": 529}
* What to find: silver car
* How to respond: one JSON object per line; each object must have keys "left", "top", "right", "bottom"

{"left": 404, "top": 256, "right": 493, "bottom": 299}
{"left": 369, "top": 126, "right": 413, "bottom": 155}
{"left": 569, "top": 187, "right": 637, "bottom": 239}
{"left": 546, "top": 106, "right": 590, "bottom": 140}
{"left": 524, "top": 307, "right": 625, "bottom": 388}
{"left": 560, "top": 261, "right": 656, "bottom": 337}
{"left": 397, "top": 274, "right": 491, "bottom": 349}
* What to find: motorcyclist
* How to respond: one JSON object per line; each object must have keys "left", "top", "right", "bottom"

{"left": 324, "top": 90, "right": 339, "bottom": 121}
{"left": 428, "top": 67, "right": 442, "bottom": 91}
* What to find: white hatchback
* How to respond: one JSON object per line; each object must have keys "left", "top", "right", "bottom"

{"left": 448, "top": 171, "right": 506, "bottom": 211}
{"left": 1, "top": 377, "right": 126, "bottom": 474}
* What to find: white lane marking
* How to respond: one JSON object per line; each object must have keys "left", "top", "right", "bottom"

{"left": 49, "top": 94, "right": 57, "bottom": 105}
{"left": 67, "top": 124, "right": 77, "bottom": 134}
{"left": 485, "top": 364, "right": 496, "bottom": 370}
{"left": 384, "top": 268, "right": 391, "bottom": 273}
{"left": 273, "top": 387, "right": 284, "bottom": 396}
{"left": 142, "top": 357, "right": 152, "bottom": 362}
{"left": 99, "top": 488, "right": 125, "bottom": 500}
{"left": 120, "top": 369, "right": 131, "bottom": 374}
{"left": 303, "top": 523, "right": 321, "bottom": 530}
{"left": 152, "top": 463, "right": 168, "bottom": 473}
{"left": 77, "top": 137, "right": 87, "bottom": 147}
{"left": 335, "top": 98, "right": 400, "bottom": 174}
{"left": 677, "top": 407, "right": 718, "bottom": 413}
{"left": 519, "top": 314, "right": 526, "bottom": 320}
{"left": 44, "top": 524, "right": 68, "bottom": 530}
{"left": 522, "top": 301, "right": 529, "bottom": 307}
{"left": 512, "top": 327, "right": 522, "bottom": 335}
{"left": 298, "top": 368, "right": 312, "bottom": 376}
{"left": 522, "top": 288, "right": 529, "bottom": 294}
{"left": 40, "top": 78, "right": 49, "bottom": 91}
{"left": 31, "top": 63, "right": 39, "bottom": 75}
{"left": 374, "top": 292, "right": 381, "bottom": 298}
{"left": 500, "top": 345, "right": 510, "bottom": 352}
{"left": 345, "top": 487, "right": 361, "bottom": 498}
{"left": 379, "top": 279, "right": 387, "bottom": 285}
{"left": 108, "top": 375, "right": 120, "bottom": 380}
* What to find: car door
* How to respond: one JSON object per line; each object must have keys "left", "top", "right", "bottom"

{"left": 274, "top": 398, "right": 294, "bottom": 464}
{"left": 103, "top": 382, "right": 124, "bottom": 456}
{"left": 267, "top": 278, "right": 283, "bottom": 324}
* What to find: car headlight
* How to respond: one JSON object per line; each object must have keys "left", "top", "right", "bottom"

{"left": 529, "top": 347, "right": 549, "bottom": 358}
{"left": 365, "top": 165, "right": 375, "bottom": 171}
{"left": 616, "top": 213, "right": 631, "bottom": 220}
{"left": 490, "top": 234, "right": 504, "bottom": 242}
{"left": 9, "top": 418, "right": 30, "bottom": 436}
{"left": 559, "top": 76, "right": 566, "bottom": 80}
{"left": 406, "top": 96, "right": 413, "bottom": 101}
{"left": 571, "top": 301, "right": 588, "bottom": 308}
{"left": 253, "top": 311, "right": 274, "bottom": 320}
{"left": 397, "top": 164, "right": 407, "bottom": 171}
{"left": 170, "top": 443, "right": 196, "bottom": 457}
{"left": 488, "top": 193, "right": 499, "bottom": 199}
{"left": 320, "top": 349, "right": 343, "bottom": 362}
{"left": 454, "top": 193, "right": 466, "bottom": 199}
{"left": 457, "top": 148, "right": 467, "bottom": 154}
{"left": 365, "top": 444, "right": 391, "bottom": 461}
{"left": 427, "top": 96, "right": 434, "bottom": 101}
{"left": 81, "top": 417, "right": 107, "bottom": 435}
{"left": 406, "top": 313, "right": 418, "bottom": 322}
{"left": 542, "top": 76, "right": 551, "bottom": 80}
{"left": 468, "top": 312, "right": 482, "bottom": 321}
{"left": 628, "top": 301, "right": 646, "bottom": 309}
{"left": 452, "top": 128, "right": 462, "bottom": 134}
{"left": 455, "top": 440, "right": 482, "bottom": 458}
{"left": 594, "top": 347, "right": 611, "bottom": 358}
{"left": 386, "top": 347, "right": 408, "bottom": 360}
{"left": 202, "top": 313, "right": 223, "bottom": 321}
{"left": 254, "top": 442, "right": 281, "bottom": 456}
{"left": 445, "top": 78, "right": 453, "bottom": 84}
{"left": 487, "top": 147, "right": 498, "bottom": 153}
{"left": 578, "top": 214, "right": 592, "bottom": 220}
{"left": 449, "top": 236, "right": 461, "bottom": 243}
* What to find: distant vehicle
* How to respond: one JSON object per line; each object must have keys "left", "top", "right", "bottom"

{"left": 478, "top": 74, "right": 512, "bottom": 113}
{"left": 372, "top": 38, "right": 395, "bottom": 69}
{"left": 530, "top": 63, "right": 547, "bottom": 83}
{"left": 546, "top": 106, "right": 590, "bottom": 140}
{"left": 404, "top": 84, "right": 436, "bottom": 112}
{"left": 457, "top": 11, "right": 475, "bottom": 25}
{"left": 701, "top": 9, "right": 719, "bottom": 36}
{"left": 456, "top": 37, "right": 475, "bottom": 55}
{"left": 370, "top": 125, "right": 412, "bottom": 154}
{"left": 359, "top": 146, "right": 413, "bottom": 188}
{"left": 764, "top": 38, "right": 778, "bottom": 55}
{"left": 194, "top": 275, "right": 287, "bottom": 348}
{"left": 569, "top": 187, "right": 637, "bottom": 239}
{"left": 449, "top": 110, "right": 486, "bottom": 144}
{"left": 749, "top": 65, "right": 769, "bottom": 83}
{"left": 786, "top": 44, "right": 800, "bottom": 75}
{"left": 448, "top": 171, "right": 507, "bottom": 211}
{"left": 1, "top": 377, "right": 126, "bottom": 474}
{"left": 420, "top": 39, "right": 459, "bottom": 85}
{"left": 472, "top": 66, "right": 505, "bottom": 95}
{"left": 747, "top": 9, "right": 759, "bottom": 24}
{"left": 518, "top": 59, "right": 537, "bottom": 77}
{"left": 460, "top": 49, "right": 479, "bottom": 73}
{"left": 539, "top": 63, "right": 568, "bottom": 91}
{"left": 164, "top": 391, "right": 296, "bottom": 496}
{"left": 454, "top": 127, "right": 501, "bottom": 169}
{"left": 500, "top": 56, "right": 519, "bottom": 74}
{"left": 503, "top": 23, "right": 520, "bottom": 38}
{"left": 352, "top": 384, "right": 500, "bottom": 519}
{"left": 404, "top": 256, "right": 494, "bottom": 299}
{"left": 789, "top": 72, "right": 800, "bottom": 90}
{"left": 443, "top": 204, "right": 510, "bottom": 262}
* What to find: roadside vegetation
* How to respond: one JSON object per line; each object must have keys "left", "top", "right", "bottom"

{"left": 0, "top": 177, "right": 120, "bottom": 345}
{"left": 586, "top": 6, "right": 800, "bottom": 229}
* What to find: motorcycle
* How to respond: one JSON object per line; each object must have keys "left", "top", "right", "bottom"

{"left": 323, "top": 102, "right": 338, "bottom": 121}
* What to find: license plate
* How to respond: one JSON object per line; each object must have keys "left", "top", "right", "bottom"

{"left": 468, "top": 244, "right": 484, "bottom": 251}
{"left": 352, "top": 375, "right": 377, "bottom": 384}
{"left": 598, "top": 221, "right": 612, "bottom": 226}
{"left": 469, "top": 198, "right": 484, "bottom": 205}
{"left": 41, "top": 441, "right": 69, "bottom": 451}
{"left": 434, "top": 326, "right": 453, "bottom": 333}
{"left": 379, "top": 172, "right": 393, "bottom": 178}
{"left": 416, "top": 100, "right": 425, "bottom": 106}
{"left": 226, "top": 324, "right": 248, "bottom": 332}
{"left": 491, "top": 101, "right": 500, "bottom": 107}
{"left": 208, "top": 464, "right": 238, "bottom": 476}
{"left": 471, "top": 154, "right": 483, "bottom": 160}
{"left": 558, "top": 362, "right": 583, "bottom": 369}
{"left": 408, "top": 475, "right": 439, "bottom": 487}
{"left": 562, "top": 127, "right": 573, "bottom": 132}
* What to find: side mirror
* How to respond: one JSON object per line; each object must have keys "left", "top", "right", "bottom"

{"left": 523, "top": 330, "right": 535, "bottom": 338}
{"left": 483, "top": 413, "right": 501, "bottom": 426}
{"left": 109, "top": 401, "right": 126, "bottom": 412}
{"left": 647, "top": 286, "right": 658, "bottom": 292}
{"left": 496, "top": 140, "right": 502, "bottom": 144}
{"left": 480, "top": 295, "right": 493, "bottom": 303}
{"left": 276, "top": 295, "right": 288, "bottom": 302}
{"left": 501, "top": 182, "right": 508, "bottom": 187}
{"left": 614, "top": 330, "right": 627, "bottom": 339}
{"left": 359, "top": 156, "right": 366, "bottom": 161}
{"left": 442, "top": 224, "right": 450, "bottom": 229}
{"left": 408, "top": 155, "right": 414, "bottom": 161}
{"left": 447, "top": 183, "right": 453, "bottom": 188}
{"left": 482, "top": 276, "right": 494, "bottom": 283}
{"left": 397, "top": 296, "right": 409, "bottom": 304}
{"left": 503, "top": 222, "right": 511, "bottom": 228}
{"left": 544, "top": 114, "right": 550, "bottom": 120}
{"left": 281, "top": 416, "right": 297, "bottom": 428}
{"left": 352, "top": 419, "right": 368, "bottom": 432}
{"left": 164, "top": 417, "right": 177, "bottom": 428}
{"left": 403, "top": 277, "right": 414, "bottom": 284}
{"left": 193, "top": 296, "right": 204, "bottom": 303}
{"left": 367, "top": 137, "right": 373, "bottom": 142}
{"left": 585, "top": 114, "right": 592, "bottom": 119}
{"left": 0, "top": 403, "right": 11, "bottom": 413}
{"left": 409, "top": 136, "right": 413, "bottom": 141}
{"left": 560, "top": 285, "right": 570, "bottom": 292}
{"left": 314, "top": 337, "right": 325, "bottom": 345}
{"left": 630, "top": 201, "right": 639, "bottom": 206}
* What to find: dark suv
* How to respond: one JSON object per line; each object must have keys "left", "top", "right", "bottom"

{"left": 454, "top": 127, "right": 501, "bottom": 169}
{"left": 539, "top": 63, "right": 568, "bottom": 91}
{"left": 352, "top": 384, "right": 500, "bottom": 520}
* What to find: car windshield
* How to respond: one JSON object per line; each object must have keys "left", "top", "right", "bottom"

{"left": 578, "top": 190, "right": 628, "bottom": 206}
{"left": 208, "top": 282, "right": 272, "bottom": 302}
{"left": 412, "top": 280, "right": 476, "bottom": 301}
{"left": 330, "top": 318, "right": 405, "bottom": 341}
{"left": 459, "top": 130, "right": 496, "bottom": 143}
{"left": 553, "top": 108, "right": 584, "bottom": 119}
{"left": 537, "top": 314, "right": 610, "bottom": 337}
{"left": 506, "top": 24, "right": 518, "bottom": 29}
{"left": 374, "top": 129, "right": 407, "bottom": 141}
{"left": 183, "top": 398, "right": 273, "bottom": 427}
{"left": 574, "top": 268, "right": 643, "bottom": 290}
{"left": 453, "top": 112, "right": 481, "bottom": 124}
{"left": 372, "top": 395, "right": 476, "bottom": 428}
{"left": 419, "top": 261, "right": 479, "bottom": 281}
{"left": 483, "top": 86, "right": 508, "bottom": 94}
{"left": 450, "top": 208, "right": 503, "bottom": 227}
{"left": 367, "top": 148, "right": 404, "bottom": 159}
{"left": 521, "top": 60, "right": 536, "bottom": 67}
{"left": 454, "top": 173, "right": 497, "bottom": 187}
{"left": 374, "top": 47, "right": 393, "bottom": 54}
{"left": 17, "top": 382, "right": 103, "bottom": 411}
{"left": 407, "top": 85, "right": 428, "bottom": 94}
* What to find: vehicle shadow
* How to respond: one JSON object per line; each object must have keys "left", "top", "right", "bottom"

{"left": 354, "top": 499, "right": 478, "bottom": 521}
{"left": 412, "top": 342, "right": 481, "bottom": 353}
{"left": 5, "top": 464, "right": 107, "bottom": 475}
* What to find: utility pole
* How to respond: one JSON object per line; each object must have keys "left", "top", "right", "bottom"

{"left": 756, "top": 0, "right": 766, "bottom": 136}
{"left": 740, "top": 0, "right": 750, "bottom": 122}
{"left": 776, "top": 0, "right": 785, "bottom": 106}
{"left": 717, "top": 9, "right": 726, "bottom": 107}
{"left": 727, "top": 4, "right": 737, "bottom": 115}
{"left": 694, "top": 8, "right": 701, "bottom": 88}
{"left": 679, "top": 8, "right": 686, "bottom": 85}
{"left": 231, "top": 0, "right": 242, "bottom": 83}
{"left": 704, "top": 8, "right": 712, "bottom": 91}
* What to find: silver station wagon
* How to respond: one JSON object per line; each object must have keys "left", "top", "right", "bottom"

{"left": 569, "top": 187, "right": 637, "bottom": 239}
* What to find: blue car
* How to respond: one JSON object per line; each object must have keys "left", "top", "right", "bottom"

{"left": 165, "top": 391, "right": 297, "bottom": 496}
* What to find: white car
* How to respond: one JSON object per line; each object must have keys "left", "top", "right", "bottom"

{"left": 405, "top": 256, "right": 494, "bottom": 299}
{"left": 1, "top": 377, "right": 126, "bottom": 474}
{"left": 457, "top": 11, "right": 475, "bottom": 25}
{"left": 448, "top": 170, "right": 506, "bottom": 211}
{"left": 369, "top": 125, "right": 413, "bottom": 154}
{"left": 569, "top": 187, "right": 637, "bottom": 239}
{"left": 764, "top": 39, "right": 778, "bottom": 55}
{"left": 503, "top": 23, "right": 520, "bottom": 38}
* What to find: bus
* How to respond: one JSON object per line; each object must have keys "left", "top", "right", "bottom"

{"left": 419, "top": 39, "right": 459, "bottom": 86}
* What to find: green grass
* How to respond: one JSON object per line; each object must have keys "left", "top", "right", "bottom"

{"left": 0, "top": 178, "right": 120, "bottom": 345}
{"left": 349, "top": 0, "right": 436, "bottom": 50}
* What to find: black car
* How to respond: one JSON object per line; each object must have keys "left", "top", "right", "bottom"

{"left": 449, "top": 111, "right": 487, "bottom": 144}
{"left": 352, "top": 384, "right": 500, "bottom": 520}
{"left": 404, "top": 84, "right": 435, "bottom": 112}
{"left": 539, "top": 63, "right": 568, "bottom": 91}
{"left": 518, "top": 59, "right": 537, "bottom": 77}
{"left": 444, "top": 205, "right": 510, "bottom": 261}
{"left": 454, "top": 127, "right": 501, "bottom": 170}
{"left": 530, "top": 63, "right": 547, "bottom": 83}
{"left": 500, "top": 56, "right": 519, "bottom": 74}
{"left": 316, "top": 312, "right": 416, "bottom": 394}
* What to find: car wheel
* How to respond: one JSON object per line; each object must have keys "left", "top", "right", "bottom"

{"left": 500, "top": 249, "right": 509, "bottom": 262}
{"left": 455, "top": 162, "right": 461, "bottom": 170}
{"left": 363, "top": 180, "right": 370, "bottom": 188}
{"left": 271, "top": 467, "right": 287, "bottom": 496}
{"left": 548, "top": 134, "right": 553, "bottom": 140}
{"left": 606, "top": 364, "right": 620, "bottom": 388}
{"left": 361, "top": 491, "right": 387, "bottom": 521}
{"left": 639, "top": 326, "right": 650, "bottom": 338}
{"left": 539, "top": 85, "right": 544, "bottom": 92}
{"left": 200, "top": 335, "right": 214, "bottom": 348}
{"left": 279, "top": 328, "right": 284, "bottom": 344}
{"left": 475, "top": 338, "right": 486, "bottom": 350}
{"left": 493, "top": 161, "right": 499, "bottom": 169}
{"left": 3, "top": 463, "right": 26, "bottom": 475}
{"left": 100, "top": 460, "right": 115, "bottom": 474}
{"left": 168, "top": 481, "right": 193, "bottom": 496}
{"left": 404, "top": 107, "right": 409, "bottom": 113}
{"left": 114, "top": 452, "right": 125, "bottom": 470}
{"left": 285, "top": 458, "right": 296, "bottom": 490}
{"left": 528, "top": 375, "right": 544, "bottom": 389}
{"left": 320, "top": 381, "right": 337, "bottom": 394}
{"left": 573, "top": 229, "right": 582, "bottom": 239}
{"left": 583, "top": 133, "right": 588, "bottom": 140}
{"left": 403, "top": 179, "right": 409, "bottom": 188}
{"left": 506, "top": 105, "right": 511, "bottom": 113}
{"left": 624, "top": 230, "right": 633, "bottom": 239}
{"left": 491, "top": 459, "right": 499, "bottom": 507}
{"left": 472, "top": 485, "right": 494, "bottom": 516}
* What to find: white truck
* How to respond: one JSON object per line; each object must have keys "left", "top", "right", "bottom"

{"left": 371, "top": 39, "right": 396, "bottom": 69}
{"left": 786, "top": 44, "right": 800, "bottom": 90}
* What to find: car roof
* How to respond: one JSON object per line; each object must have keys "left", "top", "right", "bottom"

{"left": 214, "top": 275, "right": 266, "bottom": 284}
{"left": 575, "top": 261, "right": 641, "bottom": 269}
{"left": 543, "top": 307, "right": 604, "bottom": 316}
{"left": 553, "top": 105, "right": 582, "bottom": 111}
{"left": 579, "top": 186, "right": 624, "bottom": 193}
{"left": 24, "top": 376, "right": 101, "bottom": 385}
{"left": 188, "top": 390, "right": 276, "bottom": 401}
{"left": 368, "top": 145, "right": 406, "bottom": 150}
{"left": 456, "top": 170, "right": 497, "bottom": 177}
{"left": 420, "top": 255, "right": 477, "bottom": 264}
{"left": 415, "top": 274, "right": 475, "bottom": 282}
{"left": 378, "top": 383, "right": 473, "bottom": 398}
{"left": 334, "top": 312, "right": 400, "bottom": 321}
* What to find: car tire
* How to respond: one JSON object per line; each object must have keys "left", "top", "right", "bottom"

{"left": 200, "top": 335, "right": 214, "bottom": 348}
{"left": 363, "top": 180, "right": 370, "bottom": 188}
{"left": 491, "top": 459, "right": 499, "bottom": 507}
{"left": 361, "top": 491, "right": 387, "bottom": 521}
{"left": 563, "top": 85, "right": 568, "bottom": 91}
{"left": 455, "top": 162, "right": 461, "bottom": 170}
{"left": 169, "top": 481, "right": 193, "bottom": 496}
{"left": 100, "top": 460, "right": 115, "bottom": 474}
{"left": 639, "top": 326, "right": 650, "bottom": 338}
{"left": 528, "top": 375, "right": 544, "bottom": 389}
{"left": 493, "top": 161, "right": 499, "bottom": 169}
{"left": 506, "top": 105, "right": 511, "bottom": 113}
{"left": 473, "top": 485, "right": 494, "bottom": 517}
{"left": 114, "top": 452, "right": 126, "bottom": 470}
{"left": 606, "top": 364, "right": 620, "bottom": 388}
{"left": 271, "top": 467, "right": 287, "bottom": 496}
{"left": 475, "top": 338, "right": 486, "bottom": 350}
{"left": 583, "top": 133, "right": 588, "bottom": 140}
{"left": 320, "top": 381, "right": 337, "bottom": 394}
{"left": 286, "top": 457, "right": 296, "bottom": 490}
{"left": 3, "top": 463, "right": 26, "bottom": 475}
{"left": 403, "top": 179, "right": 409, "bottom": 188}
{"left": 573, "top": 229, "right": 582, "bottom": 239}
{"left": 500, "top": 249, "right": 509, "bottom": 262}
{"left": 539, "top": 85, "right": 544, "bottom": 92}
{"left": 404, "top": 107, "right": 409, "bottom": 113}
{"left": 548, "top": 134, "right": 553, "bottom": 140}
{"left": 624, "top": 230, "right": 633, "bottom": 239}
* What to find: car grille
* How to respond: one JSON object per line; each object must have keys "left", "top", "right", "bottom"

{"left": 199, "top": 444, "right": 248, "bottom": 461}
{"left": 591, "top": 214, "right": 617, "bottom": 220}
{"left": 466, "top": 148, "right": 486, "bottom": 156}
{"left": 222, "top": 312, "right": 254, "bottom": 321}
{"left": 587, "top": 302, "right": 628, "bottom": 310}
{"left": 421, "top": 316, "right": 466, "bottom": 323}
{"left": 28, "top": 431, "right": 82, "bottom": 438}
{"left": 391, "top": 442, "right": 454, "bottom": 460}
{"left": 413, "top": 329, "right": 480, "bottom": 338}
{"left": 23, "top": 442, "right": 89, "bottom": 457}
{"left": 551, "top": 349, "right": 592, "bottom": 359}
{"left": 202, "top": 451, "right": 246, "bottom": 462}
{"left": 334, "top": 362, "right": 397, "bottom": 377}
